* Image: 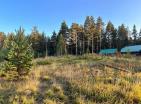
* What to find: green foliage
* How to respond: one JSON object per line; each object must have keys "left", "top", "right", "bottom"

{"left": 50, "top": 31, "right": 57, "bottom": 56}
{"left": 4, "top": 27, "right": 33, "bottom": 76}
{"left": 70, "top": 23, "right": 83, "bottom": 55}
{"left": 59, "top": 21, "right": 69, "bottom": 39}
{"left": 29, "top": 27, "right": 47, "bottom": 58}
{"left": 132, "top": 25, "right": 137, "bottom": 44}
{"left": 36, "top": 60, "right": 52, "bottom": 65}
{"left": 56, "top": 34, "right": 66, "bottom": 56}
{"left": 1, "top": 16, "right": 141, "bottom": 56}
{"left": 84, "top": 16, "right": 96, "bottom": 53}
{"left": 117, "top": 24, "right": 128, "bottom": 50}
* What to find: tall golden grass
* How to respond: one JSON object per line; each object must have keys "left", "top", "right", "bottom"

{"left": 0, "top": 54, "right": 141, "bottom": 103}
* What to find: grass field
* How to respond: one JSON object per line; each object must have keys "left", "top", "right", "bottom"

{"left": 0, "top": 54, "right": 141, "bottom": 104}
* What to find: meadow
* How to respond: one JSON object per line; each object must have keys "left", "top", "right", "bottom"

{"left": 0, "top": 54, "right": 141, "bottom": 104}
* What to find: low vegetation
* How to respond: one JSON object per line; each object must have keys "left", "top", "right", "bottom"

{"left": 0, "top": 54, "right": 141, "bottom": 104}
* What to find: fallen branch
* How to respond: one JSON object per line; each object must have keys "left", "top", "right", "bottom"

{"left": 100, "top": 63, "right": 132, "bottom": 73}
{"left": 89, "top": 62, "right": 133, "bottom": 74}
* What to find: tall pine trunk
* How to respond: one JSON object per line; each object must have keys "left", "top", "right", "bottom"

{"left": 76, "top": 33, "right": 78, "bottom": 55}
{"left": 92, "top": 35, "right": 94, "bottom": 54}
{"left": 87, "top": 39, "right": 90, "bottom": 53}
{"left": 99, "top": 35, "right": 101, "bottom": 52}
{"left": 83, "top": 36, "right": 85, "bottom": 54}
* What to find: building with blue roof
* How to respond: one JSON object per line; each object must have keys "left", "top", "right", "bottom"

{"left": 121, "top": 45, "right": 141, "bottom": 54}
{"left": 99, "top": 49, "right": 117, "bottom": 55}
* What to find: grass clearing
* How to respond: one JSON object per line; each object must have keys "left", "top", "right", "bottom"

{"left": 0, "top": 54, "right": 141, "bottom": 103}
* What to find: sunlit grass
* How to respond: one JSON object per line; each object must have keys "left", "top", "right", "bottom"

{"left": 0, "top": 54, "right": 141, "bottom": 103}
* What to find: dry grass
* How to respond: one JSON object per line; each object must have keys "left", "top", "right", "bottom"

{"left": 0, "top": 54, "right": 141, "bottom": 104}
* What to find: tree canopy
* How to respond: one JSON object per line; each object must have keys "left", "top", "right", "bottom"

{"left": 0, "top": 16, "right": 141, "bottom": 57}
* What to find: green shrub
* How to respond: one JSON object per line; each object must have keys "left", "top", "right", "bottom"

{"left": 3, "top": 27, "right": 33, "bottom": 76}
{"left": 36, "top": 60, "right": 52, "bottom": 65}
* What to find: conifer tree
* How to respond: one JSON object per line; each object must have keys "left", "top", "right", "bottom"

{"left": 106, "top": 21, "right": 114, "bottom": 48}
{"left": 70, "top": 23, "right": 83, "bottom": 55}
{"left": 84, "top": 16, "right": 95, "bottom": 53}
{"left": 138, "top": 29, "right": 141, "bottom": 44}
{"left": 50, "top": 31, "right": 57, "bottom": 55}
{"left": 117, "top": 24, "right": 128, "bottom": 50}
{"left": 111, "top": 29, "right": 118, "bottom": 48}
{"left": 59, "top": 21, "right": 69, "bottom": 54}
{"left": 30, "top": 26, "right": 42, "bottom": 57}
{"left": 4, "top": 27, "right": 33, "bottom": 76}
{"left": 132, "top": 25, "right": 137, "bottom": 44}
{"left": 96, "top": 17, "right": 103, "bottom": 52}
{"left": 56, "top": 34, "right": 66, "bottom": 56}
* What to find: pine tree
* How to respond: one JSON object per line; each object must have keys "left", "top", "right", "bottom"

{"left": 96, "top": 17, "right": 103, "bottom": 52}
{"left": 59, "top": 21, "right": 69, "bottom": 38}
{"left": 50, "top": 31, "right": 57, "bottom": 55}
{"left": 117, "top": 24, "right": 128, "bottom": 50}
{"left": 40, "top": 32, "right": 47, "bottom": 57}
{"left": 70, "top": 23, "right": 83, "bottom": 55}
{"left": 59, "top": 21, "right": 69, "bottom": 54}
{"left": 30, "top": 26, "right": 42, "bottom": 57}
{"left": 101, "top": 31, "right": 108, "bottom": 49}
{"left": 137, "top": 29, "right": 141, "bottom": 44}
{"left": 4, "top": 27, "right": 33, "bottom": 76}
{"left": 111, "top": 29, "right": 118, "bottom": 48}
{"left": 84, "top": 16, "right": 96, "bottom": 53}
{"left": 56, "top": 34, "right": 66, "bottom": 56}
{"left": 139, "top": 29, "right": 141, "bottom": 38}
{"left": 106, "top": 21, "right": 114, "bottom": 48}
{"left": 132, "top": 25, "right": 137, "bottom": 44}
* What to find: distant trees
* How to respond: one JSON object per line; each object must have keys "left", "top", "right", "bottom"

{"left": 50, "top": 31, "right": 57, "bottom": 55}
{"left": 111, "top": 29, "right": 118, "bottom": 48}
{"left": 84, "top": 16, "right": 96, "bottom": 53}
{"left": 132, "top": 25, "right": 137, "bottom": 44}
{"left": 29, "top": 27, "right": 47, "bottom": 57}
{"left": 96, "top": 17, "right": 103, "bottom": 51}
{"left": 58, "top": 21, "right": 69, "bottom": 54}
{"left": 56, "top": 34, "right": 66, "bottom": 56}
{"left": 70, "top": 23, "right": 83, "bottom": 55}
{"left": 138, "top": 29, "right": 141, "bottom": 44}
{"left": 106, "top": 21, "right": 115, "bottom": 48}
{"left": 117, "top": 24, "right": 128, "bottom": 50}
{"left": 1, "top": 16, "right": 141, "bottom": 57}
{"left": 29, "top": 27, "right": 42, "bottom": 57}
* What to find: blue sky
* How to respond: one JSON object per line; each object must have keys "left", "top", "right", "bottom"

{"left": 0, "top": 0, "right": 141, "bottom": 36}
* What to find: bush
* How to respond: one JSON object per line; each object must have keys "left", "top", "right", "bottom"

{"left": 36, "top": 60, "right": 52, "bottom": 65}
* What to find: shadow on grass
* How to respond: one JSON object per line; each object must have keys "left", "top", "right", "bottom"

{"left": 53, "top": 75, "right": 82, "bottom": 104}
{"left": 0, "top": 81, "right": 18, "bottom": 104}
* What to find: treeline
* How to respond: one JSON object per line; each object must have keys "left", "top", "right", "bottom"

{"left": 0, "top": 16, "right": 141, "bottom": 57}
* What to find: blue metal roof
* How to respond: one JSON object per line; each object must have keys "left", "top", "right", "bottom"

{"left": 121, "top": 45, "right": 141, "bottom": 53}
{"left": 99, "top": 49, "right": 117, "bottom": 54}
